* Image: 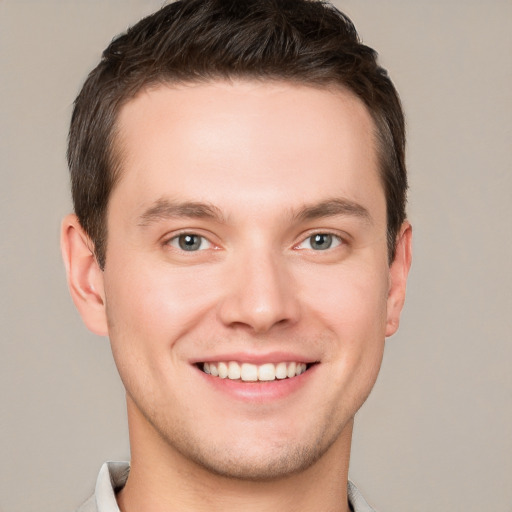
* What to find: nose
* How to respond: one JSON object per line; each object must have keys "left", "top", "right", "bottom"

{"left": 217, "top": 249, "right": 300, "bottom": 334}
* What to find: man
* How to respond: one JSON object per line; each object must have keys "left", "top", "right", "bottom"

{"left": 61, "top": 0, "right": 412, "bottom": 511}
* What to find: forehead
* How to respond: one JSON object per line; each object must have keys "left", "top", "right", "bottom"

{"left": 111, "top": 80, "right": 384, "bottom": 221}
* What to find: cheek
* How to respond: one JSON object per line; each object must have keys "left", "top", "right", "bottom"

{"left": 300, "top": 260, "right": 389, "bottom": 336}
{"left": 285, "top": 261, "right": 389, "bottom": 426}
{"left": 300, "top": 259, "right": 389, "bottom": 384}
{"left": 103, "top": 259, "right": 223, "bottom": 342}
{"left": 102, "top": 261, "right": 224, "bottom": 408}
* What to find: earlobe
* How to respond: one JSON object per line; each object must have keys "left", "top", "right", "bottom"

{"left": 385, "top": 221, "right": 412, "bottom": 337}
{"left": 61, "top": 214, "right": 109, "bottom": 336}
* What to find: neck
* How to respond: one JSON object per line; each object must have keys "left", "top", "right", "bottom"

{"left": 117, "top": 399, "right": 353, "bottom": 512}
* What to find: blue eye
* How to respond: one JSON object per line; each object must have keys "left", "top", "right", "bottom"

{"left": 298, "top": 233, "right": 342, "bottom": 251}
{"left": 168, "top": 234, "right": 212, "bottom": 251}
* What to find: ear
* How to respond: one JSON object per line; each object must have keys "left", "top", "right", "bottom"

{"left": 386, "top": 221, "right": 412, "bottom": 337}
{"left": 61, "top": 214, "right": 108, "bottom": 336}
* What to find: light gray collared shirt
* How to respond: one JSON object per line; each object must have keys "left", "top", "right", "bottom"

{"left": 77, "top": 461, "right": 377, "bottom": 512}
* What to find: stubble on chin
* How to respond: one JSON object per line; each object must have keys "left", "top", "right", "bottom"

{"left": 145, "top": 408, "right": 352, "bottom": 482}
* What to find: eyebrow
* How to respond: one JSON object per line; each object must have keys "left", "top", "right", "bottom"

{"left": 137, "top": 198, "right": 225, "bottom": 226}
{"left": 294, "top": 198, "right": 372, "bottom": 224}
{"left": 137, "top": 197, "right": 371, "bottom": 227}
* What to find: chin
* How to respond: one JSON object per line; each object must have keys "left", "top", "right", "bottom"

{"left": 183, "top": 441, "right": 328, "bottom": 481}
{"left": 159, "top": 416, "right": 349, "bottom": 482}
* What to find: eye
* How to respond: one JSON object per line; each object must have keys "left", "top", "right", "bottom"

{"left": 297, "top": 233, "right": 343, "bottom": 251}
{"left": 168, "top": 233, "right": 213, "bottom": 252}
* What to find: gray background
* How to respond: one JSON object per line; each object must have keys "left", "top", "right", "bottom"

{"left": 1, "top": 1, "right": 511, "bottom": 511}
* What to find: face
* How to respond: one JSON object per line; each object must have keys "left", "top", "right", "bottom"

{"left": 80, "top": 81, "right": 410, "bottom": 479}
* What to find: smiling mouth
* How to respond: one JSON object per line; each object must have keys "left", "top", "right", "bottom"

{"left": 199, "top": 361, "right": 316, "bottom": 382}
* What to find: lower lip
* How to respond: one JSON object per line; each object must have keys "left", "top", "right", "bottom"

{"left": 196, "top": 364, "right": 318, "bottom": 402}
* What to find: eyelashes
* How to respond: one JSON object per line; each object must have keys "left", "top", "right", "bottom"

{"left": 167, "top": 233, "right": 214, "bottom": 252}
{"left": 294, "top": 233, "right": 343, "bottom": 251}
{"left": 164, "top": 231, "right": 346, "bottom": 253}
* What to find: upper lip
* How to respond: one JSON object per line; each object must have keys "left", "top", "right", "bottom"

{"left": 190, "top": 351, "right": 318, "bottom": 365}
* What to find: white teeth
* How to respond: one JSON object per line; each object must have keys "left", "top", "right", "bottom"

{"left": 241, "top": 363, "right": 258, "bottom": 382}
{"left": 218, "top": 362, "right": 228, "bottom": 379}
{"left": 202, "top": 361, "right": 310, "bottom": 381}
{"left": 228, "top": 361, "right": 241, "bottom": 380}
{"left": 275, "top": 362, "right": 287, "bottom": 380}
{"left": 258, "top": 363, "right": 276, "bottom": 381}
{"left": 296, "top": 363, "right": 307, "bottom": 376}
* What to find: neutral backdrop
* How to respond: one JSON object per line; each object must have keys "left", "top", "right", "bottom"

{"left": 1, "top": 1, "right": 511, "bottom": 511}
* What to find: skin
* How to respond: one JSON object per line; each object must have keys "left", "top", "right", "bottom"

{"left": 62, "top": 80, "right": 412, "bottom": 512}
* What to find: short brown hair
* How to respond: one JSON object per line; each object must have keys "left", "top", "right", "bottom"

{"left": 68, "top": 0, "right": 407, "bottom": 269}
